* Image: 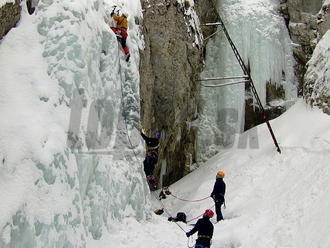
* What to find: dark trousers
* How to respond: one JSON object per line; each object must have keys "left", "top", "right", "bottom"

{"left": 195, "top": 244, "right": 210, "bottom": 248}
{"left": 215, "top": 199, "right": 224, "bottom": 221}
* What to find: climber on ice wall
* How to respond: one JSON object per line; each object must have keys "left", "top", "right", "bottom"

{"left": 140, "top": 129, "right": 160, "bottom": 190}
{"left": 110, "top": 9, "right": 130, "bottom": 62}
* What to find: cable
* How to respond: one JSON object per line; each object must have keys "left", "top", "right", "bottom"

{"left": 116, "top": 42, "right": 140, "bottom": 162}
{"left": 163, "top": 188, "right": 210, "bottom": 202}
{"left": 170, "top": 193, "right": 210, "bottom": 203}
{"left": 185, "top": 204, "right": 215, "bottom": 223}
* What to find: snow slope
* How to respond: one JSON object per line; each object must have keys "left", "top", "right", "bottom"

{"left": 92, "top": 100, "right": 330, "bottom": 248}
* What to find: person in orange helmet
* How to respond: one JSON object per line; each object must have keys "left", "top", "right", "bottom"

{"left": 210, "top": 171, "right": 226, "bottom": 222}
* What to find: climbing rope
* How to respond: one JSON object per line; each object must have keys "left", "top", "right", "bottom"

{"left": 162, "top": 187, "right": 211, "bottom": 202}
{"left": 158, "top": 188, "right": 216, "bottom": 224}
{"left": 185, "top": 204, "right": 215, "bottom": 223}
{"left": 170, "top": 193, "right": 210, "bottom": 203}
{"left": 116, "top": 43, "right": 140, "bottom": 162}
{"left": 155, "top": 192, "right": 187, "bottom": 233}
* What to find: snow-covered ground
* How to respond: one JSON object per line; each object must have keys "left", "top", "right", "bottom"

{"left": 90, "top": 100, "right": 330, "bottom": 248}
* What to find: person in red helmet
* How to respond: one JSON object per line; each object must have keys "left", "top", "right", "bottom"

{"left": 186, "top": 209, "right": 214, "bottom": 248}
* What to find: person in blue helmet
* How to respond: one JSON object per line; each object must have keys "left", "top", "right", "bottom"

{"left": 140, "top": 129, "right": 160, "bottom": 152}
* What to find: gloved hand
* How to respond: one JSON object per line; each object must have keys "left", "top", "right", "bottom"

{"left": 186, "top": 232, "right": 190, "bottom": 237}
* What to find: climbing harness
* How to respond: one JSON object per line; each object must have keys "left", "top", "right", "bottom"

{"left": 200, "top": 16, "right": 282, "bottom": 154}
{"left": 117, "top": 43, "right": 139, "bottom": 163}
{"left": 198, "top": 235, "right": 211, "bottom": 239}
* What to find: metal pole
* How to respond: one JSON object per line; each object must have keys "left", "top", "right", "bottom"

{"left": 201, "top": 22, "right": 222, "bottom": 26}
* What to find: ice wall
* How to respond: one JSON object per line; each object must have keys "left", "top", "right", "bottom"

{"left": 197, "top": 0, "right": 297, "bottom": 160}
{"left": 0, "top": 0, "right": 149, "bottom": 247}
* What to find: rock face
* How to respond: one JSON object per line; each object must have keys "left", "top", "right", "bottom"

{"left": 280, "top": 0, "right": 330, "bottom": 114}
{"left": 304, "top": 30, "right": 330, "bottom": 114}
{"left": 139, "top": 0, "right": 218, "bottom": 185}
{"left": 0, "top": 0, "right": 21, "bottom": 40}
{"left": 280, "top": 0, "right": 327, "bottom": 93}
{"left": 245, "top": 82, "right": 286, "bottom": 130}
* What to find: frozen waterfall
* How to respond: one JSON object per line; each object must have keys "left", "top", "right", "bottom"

{"left": 197, "top": 0, "right": 297, "bottom": 160}
{"left": 0, "top": 0, "right": 149, "bottom": 247}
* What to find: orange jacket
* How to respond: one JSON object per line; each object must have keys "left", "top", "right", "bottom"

{"left": 112, "top": 15, "right": 128, "bottom": 29}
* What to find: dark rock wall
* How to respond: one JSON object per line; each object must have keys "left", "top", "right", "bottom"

{"left": 139, "top": 0, "right": 218, "bottom": 185}
{"left": 280, "top": 0, "right": 330, "bottom": 114}
{"left": 0, "top": 0, "right": 21, "bottom": 40}
{"left": 280, "top": 0, "right": 326, "bottom": 94}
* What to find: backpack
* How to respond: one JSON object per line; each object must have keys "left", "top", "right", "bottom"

{"left": 175, "top": 212, "right": 187, "bottom": 223}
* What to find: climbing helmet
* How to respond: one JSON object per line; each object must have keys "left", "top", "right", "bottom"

{"left": 204, "top": 209, "right": 214, "bottom": 218}
{"left": 217, "top": 171, "right": 225, "bottom": 178}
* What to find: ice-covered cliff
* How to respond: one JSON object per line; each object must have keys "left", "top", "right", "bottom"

{"left": 197, "top": 0, "right": 297, "bottom": 160}
{"left": 0, "top": 0, "right": 150, "bottom": 247}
